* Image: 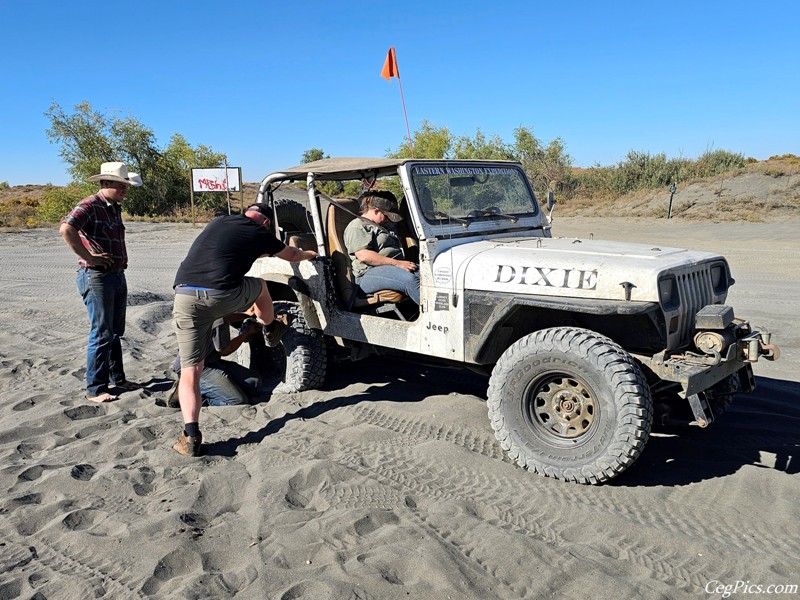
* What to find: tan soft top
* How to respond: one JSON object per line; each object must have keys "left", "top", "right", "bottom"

{"left": 267, "top": 158, "right": 407, "bottom": 182}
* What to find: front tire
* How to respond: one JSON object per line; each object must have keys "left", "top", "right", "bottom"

{"left": 488, "top": 327, "right": 652, "bottom": 484}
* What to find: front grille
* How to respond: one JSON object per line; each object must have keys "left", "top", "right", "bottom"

{"left": 673, "top": 265, "right": 715, "bottom": 347}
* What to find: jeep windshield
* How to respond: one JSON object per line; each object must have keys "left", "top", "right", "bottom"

{"left": 409, "top": 163, "right": 539, "bottom": 226}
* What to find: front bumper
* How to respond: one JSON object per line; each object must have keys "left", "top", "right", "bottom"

{"left": 636, "top": 311, "right": 779, "bottom": 399}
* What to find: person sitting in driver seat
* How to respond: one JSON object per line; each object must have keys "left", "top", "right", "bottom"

{"left": 343, "top": 190, "right": 420, "bottom": 304}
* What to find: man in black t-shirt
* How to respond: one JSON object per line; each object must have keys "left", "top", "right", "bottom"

{"left": 171, "top": 204, "right": 317, "bottom": 457}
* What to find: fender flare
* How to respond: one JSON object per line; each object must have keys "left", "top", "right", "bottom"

{"left": 464, "top": 290, "right": 661, "bottom": 364}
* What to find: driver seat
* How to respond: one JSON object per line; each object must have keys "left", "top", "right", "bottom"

{"left": 325, "top": 199, "right": 407, "bottom": 319}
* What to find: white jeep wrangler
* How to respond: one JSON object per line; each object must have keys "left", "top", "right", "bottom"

{"left": 242, "top": 158, "right": 779, "bottom": 484}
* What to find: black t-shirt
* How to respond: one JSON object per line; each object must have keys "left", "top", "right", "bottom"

{"left": 173, "top": 215, "right": 286, "bottom": 290}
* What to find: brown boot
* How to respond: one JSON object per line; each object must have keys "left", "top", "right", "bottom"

{"left": 173, "top": 431, "right": 202, "bottom": 457}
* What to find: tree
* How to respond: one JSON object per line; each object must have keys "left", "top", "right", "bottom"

{"left": 388, "top": 120, "right": 454, "bottom": 159}
{"left": 300, "top": 148, "right": 342, "bottom": 196}
{"left": 388, "top": 123, "right": 576, "bottom": 199}
{"left": 44, "top": 101, "right": 115, "bottom": 182}
{"left": 453, "top": 129, "right": 514, "bottom": 160}
{"left": 511, "top": 127, "right": 576, "bottom": 199}
{"left": 302, "top": 148, "right": 327, "bottom": 164}
{"left": 45, "top": 102, "right": 227, "bottom": 217}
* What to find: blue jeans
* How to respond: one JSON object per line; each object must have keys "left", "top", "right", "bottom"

{"left": 357, "top": 265, "right": 420, "bottom": 304}
{"left": 201, "top": 359, "right": 262, "bottom": 406}
{"left": 77, "top": 268, "right": 127, "bottom": 395}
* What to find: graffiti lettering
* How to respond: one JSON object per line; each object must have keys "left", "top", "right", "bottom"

{"left": 494, "top": 264, "right": 598, "bottom": 290}
{"left": 196, "top": 177, "right": 229, "bottom": 191}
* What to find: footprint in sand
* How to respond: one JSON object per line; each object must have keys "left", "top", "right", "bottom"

{"left": 17, "top": 465, "right": 47, "bottom": 482}
{"left": 2, "top": 492, "right": 42, "bottom": 513}
{"left": 141, "top": 547, "right": 203, "bottom": 596}
{"left": 12, "top": 399, "right": 36, "bottom": 411}
{"left": 64, "top": 405, "right": 105, "bottom": 421}
{"left": 70, "top": 464, "right": 96, "bottom": 481}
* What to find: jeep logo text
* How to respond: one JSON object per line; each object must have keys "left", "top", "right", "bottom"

{"left": 426, "top": 322, "right": 449, "bottom": 334}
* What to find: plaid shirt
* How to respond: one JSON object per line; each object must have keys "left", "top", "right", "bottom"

{"left": 61, "top": 193, "right": 128, "bottom": 269}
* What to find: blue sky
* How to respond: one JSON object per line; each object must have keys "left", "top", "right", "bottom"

{"left": 1, "top": 0, "right": 797, "bottom": 186}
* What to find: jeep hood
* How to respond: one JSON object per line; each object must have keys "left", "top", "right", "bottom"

{"left": 435, "top": 237, "right": 725, "bottom": 302}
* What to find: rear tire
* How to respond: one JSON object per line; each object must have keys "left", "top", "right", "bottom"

{"left": 271, "top": 300, "right": 326, "bottom": 393}
{"left": 488, "top": 327, "right": 652, "bottom": 484}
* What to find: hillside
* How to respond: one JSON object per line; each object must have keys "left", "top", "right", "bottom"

{"left": 2, "top": 157, "right": 798, "bottom": 226}
{"left": 560, "top": 156, "right": 800, "bottom": 222}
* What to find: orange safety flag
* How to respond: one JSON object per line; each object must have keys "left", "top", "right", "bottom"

{"left": 381, "top": 47, "right": 399, "bottom": 80}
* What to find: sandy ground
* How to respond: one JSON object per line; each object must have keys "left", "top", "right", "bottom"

{"left": 0, "top": 218, "right": 798, "bottom": 599}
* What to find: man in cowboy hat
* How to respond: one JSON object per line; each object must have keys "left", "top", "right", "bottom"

{"left": 60, "top": 161, "right": 142, "bottom": 403}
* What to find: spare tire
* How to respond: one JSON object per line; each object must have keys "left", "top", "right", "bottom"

{"left": 274, "top": 198, "right": 312, "bottom": 236}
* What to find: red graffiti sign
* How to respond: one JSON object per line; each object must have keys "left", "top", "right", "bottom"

{"left": 191, "top": 168, "right": 241, "bottom": 193}
{"left": 196, "top": 177, "right": 228, "bottom": 191}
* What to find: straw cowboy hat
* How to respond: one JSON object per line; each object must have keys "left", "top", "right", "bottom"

{"left": 88, "top": 162, "right": 142, "bottom": 186}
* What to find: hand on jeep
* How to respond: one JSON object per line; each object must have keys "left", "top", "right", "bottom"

{"left": 300, "top": 249, "right": 318, "bottom": 261}
{"left": 275, "top": 246, "right": 318, "bottom": 263}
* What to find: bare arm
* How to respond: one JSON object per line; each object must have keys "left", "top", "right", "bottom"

{"left": 354, "top": 248, "right": 417, "bottom": 272}
{"left": 272, "top": 245, "right": 318, "bottom": 262}
{"left": 218, "top": 320, "right": 261, "bottom": 357}
{"left": 59, "top": 222, "right": 113, "bottom": 268}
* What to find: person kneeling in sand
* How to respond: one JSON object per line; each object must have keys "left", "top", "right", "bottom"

{"left": 167, "top": 313, "right": 263, "bottom": 408}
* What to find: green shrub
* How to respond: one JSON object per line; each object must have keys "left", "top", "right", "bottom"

{"left": 691, "top": 149, "right": 745, "bottom": 178}
{"left": 38, "top": 182, "right": 96, "bottom": 224}
{"left": 573, "top": 150, "right": 744, "bottom": 199}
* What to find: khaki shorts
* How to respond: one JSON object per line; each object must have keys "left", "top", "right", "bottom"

{"left": 172, "top": 277, "right": 263, "bottom": 368}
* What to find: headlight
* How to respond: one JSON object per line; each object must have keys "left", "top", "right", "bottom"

{"left": 658, "top": 275, "right": 680, "bottom": 310}
{"left": 710, "top": 263, "right": 729, "bottom": 294}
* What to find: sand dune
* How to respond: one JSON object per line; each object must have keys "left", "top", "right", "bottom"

{"left": 0, "top": 219, "right": 797, "bottom": 599}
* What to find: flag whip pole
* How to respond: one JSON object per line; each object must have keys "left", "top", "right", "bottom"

{"left": 397, "top": 76, "right": 413, "bottom": 157}
{"left": 381, "top": 46, "right": 414, "bottom": 157}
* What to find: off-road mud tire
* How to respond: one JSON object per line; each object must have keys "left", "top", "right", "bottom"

{"left": 274, "top": 198, "right": 313, "bottom": 236}
{"left": 271, "top": 300, "right": 326, "bottom": 393}
{"left": 487, "top": 327, "right": 653, "bottom": 484}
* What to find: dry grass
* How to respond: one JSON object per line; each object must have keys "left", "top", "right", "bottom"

{"left": 0, "top": 185, "right": 47, "bottom": 228}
